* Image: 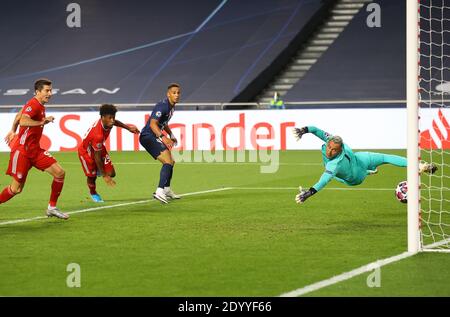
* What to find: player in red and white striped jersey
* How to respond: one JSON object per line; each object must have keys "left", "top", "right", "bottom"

{"left": 78, "top": 104, "right": 140, "bottom": 202}
{"left": 1, "top": 79, "right": 68, "bottom": 219}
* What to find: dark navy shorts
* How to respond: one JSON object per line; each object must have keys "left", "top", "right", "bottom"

{"left": 139, "top": 133, "right": 167, "bottom": 160}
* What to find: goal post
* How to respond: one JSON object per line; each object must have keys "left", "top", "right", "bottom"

{"left": 408, "top": 0, "right": 450, "bottom": 253}
{"left": 407, "top": 0, "right": 421, "bottom": 253}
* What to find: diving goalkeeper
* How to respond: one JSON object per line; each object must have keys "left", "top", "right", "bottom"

{"left": 293, "top": 126, "right": 437, "bottom": 204}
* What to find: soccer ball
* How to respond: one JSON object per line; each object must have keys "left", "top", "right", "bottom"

{"left": 395, "top": 181, "right": 408, "bottom": 203}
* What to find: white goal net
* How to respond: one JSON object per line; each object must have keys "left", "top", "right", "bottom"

{"left": 418, "top": 0, "right": 450, "bottom": 251}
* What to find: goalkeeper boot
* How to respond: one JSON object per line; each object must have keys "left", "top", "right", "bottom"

{"left": 164, "top": 187, "right": 181, "bottom": 200}
{"left": 419, "top": 162, "right": 438, "bottom": 175}
{"left": 46, "top": 206, "right": 69, "bottom": 220}
{"left": 367, "top": 168, "right": 378, "bottom": 175}
{"left": 153, "top": 187, "right": 169, "bottom": 204}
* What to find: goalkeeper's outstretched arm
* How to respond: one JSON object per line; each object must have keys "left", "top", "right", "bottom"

{"left": 293, "top": 126, "right": 332, "bottom": 143}
{"left": 296, "top": 170, "right": 334, "bottom": 204}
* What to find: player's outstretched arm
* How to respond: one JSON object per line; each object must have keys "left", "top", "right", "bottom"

{"left": 292, "top": 126, "right": 309, "bottom": 141}
{"left": 293, "top": 126, "right": 331, "bottom": 143}
{"left": 295, "top": 170, "right": 333, "bottom": 204}
{"left": 307, "top": 126, "right": 332, "bottom": 142}
{"left": 295, "top": 187, "right": 317, "bottom": 204}
{"left": 114, "top": 120, "right": 140, "bottom": 134}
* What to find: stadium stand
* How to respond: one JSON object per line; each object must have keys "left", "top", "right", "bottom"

{"left": 283, "top": 0, "right": 406, "bottom": 102}
{"left": 0, "top": 0, "right": 326, "bottom": 105}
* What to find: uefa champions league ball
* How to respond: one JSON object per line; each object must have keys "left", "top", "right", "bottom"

{"left": 395, "top": 181, "right": 408, "bottom": 203}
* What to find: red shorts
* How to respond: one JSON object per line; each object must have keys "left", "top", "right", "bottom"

{"left": 78, "top": 147, "right": 114, "bottom": 177}
{"left": 6, "top": 148, "right": 57, "bottom": 183}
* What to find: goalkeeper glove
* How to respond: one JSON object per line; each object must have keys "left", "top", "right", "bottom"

{"left": 292, "top": 126, "right": 309, "bottom": 141}
{"left": 295, "top": 186, "right": 317, "bottom": 204}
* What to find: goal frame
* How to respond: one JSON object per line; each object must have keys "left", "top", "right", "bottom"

{"left": 407, "top": 0, "right": 450, "bottom": 253}
{"left": 407, "top": 0, "right": 421, "bottom": 253}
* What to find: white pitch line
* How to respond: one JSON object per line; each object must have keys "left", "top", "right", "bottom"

{"left": 0, "top": 187, "right": 232, "bottom": 227}
{"left": 177, "top": 187, "right": 233, "bottom": 197}
{"left": 279, "top": 251, "right": 415, "bottom": 297}
{"left": 235, "top": 187, "right": 394, "bottom": 191}
{"left": 62, "top": 162, "right": 323, "bottom": 166}
{"left": 235, "top": 187, "right": 449, "bottom": 192}
{"left": 1, "top": 186, "right": 384, "bottom": 226}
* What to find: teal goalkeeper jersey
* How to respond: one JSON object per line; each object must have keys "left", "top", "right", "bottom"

{"left": 308, "top": 126, "right": 368, "bottom": 192}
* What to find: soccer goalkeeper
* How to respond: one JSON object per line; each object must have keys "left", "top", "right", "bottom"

{"left": 293, "top": 126, "right": 437, "bottom": 204}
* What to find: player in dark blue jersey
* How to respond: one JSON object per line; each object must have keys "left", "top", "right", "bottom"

{"left": 139, "top": 83, "right": 181, "bottom": 203}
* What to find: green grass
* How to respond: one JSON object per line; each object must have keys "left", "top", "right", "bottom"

{"left": 305, "top": 253, "right": 450, "bottom": 296}
{"left": 0, "top": 150, "right": 449, "bottom": 296}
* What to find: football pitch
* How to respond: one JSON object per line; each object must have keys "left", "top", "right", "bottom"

{"left": 0, "top": 150, "right": 449, "bottom": 296}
